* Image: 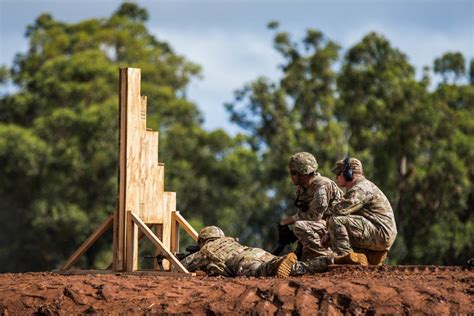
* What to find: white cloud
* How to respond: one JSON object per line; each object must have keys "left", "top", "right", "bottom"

{"left": 340, "top": 22, "right": 473, "bottom": 76}
{"left": 152, "top": 27, "right": 283, "bottom": 132}
{"left": 153, "top": 24, "right": 473, "bottom": 133}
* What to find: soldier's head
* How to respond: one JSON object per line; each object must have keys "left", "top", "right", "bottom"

{"left": 197, "top": 226, "right": 225, "bottom": 247}
{"left": 288, "top": 152, "right": 318, "bottom": 186}
{"left": 332, "top": 157, "right": 363, "bottom": 187}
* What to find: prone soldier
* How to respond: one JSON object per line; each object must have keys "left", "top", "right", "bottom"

{"left": 181, "top": 226, "right": 298, "bottom": 277}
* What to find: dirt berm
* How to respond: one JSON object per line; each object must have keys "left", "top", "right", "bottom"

{"left": 0, "top": 265, "right": 472, "bottom": 315}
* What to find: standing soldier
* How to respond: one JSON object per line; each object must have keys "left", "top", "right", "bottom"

{"left": 181, "top": 226, "right": 298, "bottom": 277}
{"left": 280, "top": 152, "right": 343, "bottom": 261}
{"left": 327, "top": 158, "right": 398, "bottom": 265}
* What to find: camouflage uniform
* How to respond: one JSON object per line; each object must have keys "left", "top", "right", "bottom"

{"left": 181, "top": 228, "right": 292, "bottom": 277}
{"left": 328, "top": 160, "right": 398, "bottom": 256}
{"left": 289, "top": 153, "right": 343, "bottom": 261}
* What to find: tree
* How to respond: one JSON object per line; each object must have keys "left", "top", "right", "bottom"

{"left": 228, "top": 28, "right": 473, "bottom": 265}
{"left": 433, "top": 52, "right": 466, "bottom": 83}
{"left": 0, "top": 3, "right": 261, "bottom": 272}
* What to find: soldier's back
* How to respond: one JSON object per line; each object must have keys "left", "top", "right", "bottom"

{"left": 201, "top": 237, "right": 247, "bottom": 265}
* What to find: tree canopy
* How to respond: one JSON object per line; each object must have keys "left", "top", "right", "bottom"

{"left": 0, "top": 3, "right": 472, "bottom": 271}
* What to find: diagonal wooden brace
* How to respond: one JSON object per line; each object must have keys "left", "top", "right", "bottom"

{"left": 61, "top": 214, "right": 114, "bottom": 270}
{"left": 129, "top": 211, "right": 189, "bottom": 273}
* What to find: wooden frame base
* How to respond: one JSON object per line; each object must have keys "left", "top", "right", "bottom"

{"left": 61, "top": 210, "right": 197, "bottom": 274}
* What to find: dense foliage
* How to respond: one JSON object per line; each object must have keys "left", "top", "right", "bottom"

{"left": 0, "top": 4, "right": 472, "bottom": 271}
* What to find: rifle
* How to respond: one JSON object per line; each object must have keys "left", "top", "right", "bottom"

{"left": 271, "top": 224, "right": 298, "bottom": 255}
{"left": 144, "top": 245, "right": 200, "bottom": 270}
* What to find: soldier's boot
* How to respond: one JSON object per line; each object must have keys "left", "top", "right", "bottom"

{"left": 291, "top": 256, "right": 330, "bottom": 276}
{"left": 333, "top": 252, "right": 368, "bottom": 266}
{"left": 365, "top": 250, "right": 387, "bottom": 265}
{"left": 276, "top": 252, "right": 298, "bottom": 278}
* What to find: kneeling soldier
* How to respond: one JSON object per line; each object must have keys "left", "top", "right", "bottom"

{"left": 327, "top": 158, "right": 398, "bottom": 265}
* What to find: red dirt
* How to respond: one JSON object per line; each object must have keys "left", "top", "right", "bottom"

{"left": 0, "top": 266, "right": 472, "bottom": 315}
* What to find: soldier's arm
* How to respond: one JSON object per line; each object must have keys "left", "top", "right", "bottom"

{"left": 331, "top": 188, "right": 368, "bottom": 216}
{"left": 308, "top": 186, "right": 331, "bottom": 220}
{"left": 294, "top": 186, "right": 330, "bottom": 221}
{"left": 180, "top": 251, "right": 209, "bottom": 272}
{"left": 284, "top": 186, "right": 304, "bottom": 224}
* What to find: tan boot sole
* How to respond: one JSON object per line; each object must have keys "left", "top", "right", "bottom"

{"left": 334, "top": 252, "right": 368, "bottom": 266}
{"left": 367, "top": 251, "right": 387, "bottom": 265}
{"left": 276, "top": 252, "right": 298, "bottom": 278}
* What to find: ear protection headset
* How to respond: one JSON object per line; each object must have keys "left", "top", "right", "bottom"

{"left": 342, "top": 157, "right": 353, "bottom": 181}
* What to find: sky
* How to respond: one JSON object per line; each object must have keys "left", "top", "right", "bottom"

{"left": 1, "top": 0, "right": 473, "bottom": 134}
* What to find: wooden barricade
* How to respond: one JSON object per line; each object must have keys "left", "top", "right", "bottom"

{"left": 60, "top": 68, "right": 197, "bottom": 274}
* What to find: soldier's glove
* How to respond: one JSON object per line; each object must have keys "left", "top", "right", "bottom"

{"left": 278, "top": 224, "right": 298, "bottom": 246}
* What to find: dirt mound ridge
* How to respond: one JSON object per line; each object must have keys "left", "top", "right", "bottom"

{"left": 0, "top": 266, "right": 472, "bottom": 315}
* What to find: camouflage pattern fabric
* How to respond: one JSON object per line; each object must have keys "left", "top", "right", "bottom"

{"left": 290, "top": 256, "right": 330, "bottom": 275}
{"left": 331, "top": 158, "right": 363, "bottom": 175}
{"left": 198, "top": 226, "right": 225, "bottom": 244}
{"left": 292, "top": 174, "right": 343, "bottom": 221}
{"left": 226, "top": 248, "right": 282, "bottom": 277}
{"left": 288, "top": 152, "right": 319, "bottom": 175}
{"left": 290, "top": 174, "right": 342, "bottom": 261}
{"left": 293, "top": 220, "right": 333, "bottom": 260}
{"left": 328, "top": 177, "right": 397, "bottom": 255}
{"left": 181, "top": 237, "right": 246, "bottom": 274}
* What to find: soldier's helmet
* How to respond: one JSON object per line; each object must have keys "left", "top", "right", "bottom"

{"left": 288, "top": 152, "right": 319, "bottom": 175}
{"left": 198, "top": 226, "right": 225, "bottom": 246}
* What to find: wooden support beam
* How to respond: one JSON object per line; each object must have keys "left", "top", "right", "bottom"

{"left": 117, "top": 67, "right": 142, "bottom": 271}
{"left": 126, "top": 210, "right": 139, "bottom": 271}
{"left": 130, "top": 211, "right": 189, "bottom": 274}
{"left": 173, "top": 211, "right": 198, "bottom": 241}
{"left": 61, "top": 214, "right": 114, "bottom": 270}
{"left": 171, "top": 212, "right": 179, "bottom": 254}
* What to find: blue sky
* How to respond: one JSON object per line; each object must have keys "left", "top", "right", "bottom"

{"left": 1, "top": 0, "right": 473, "bottom": 134}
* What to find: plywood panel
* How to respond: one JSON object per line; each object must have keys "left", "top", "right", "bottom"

{"left": 140, "top": 96, "right": 147, "bottom": 131}
{"left": 118, "top": 67, "right": 141, "bottom": 271}
{"left": 142, "top": 164, "right": 164, "bottom": 223}
{"left": 125, "top": 78, "right": 142, "bottom": 209}
{"left": 140, "top": 131, "right": 159, "bottom": 221}
{"left": 161, "top": 191, "right": 176, "bottom": 249}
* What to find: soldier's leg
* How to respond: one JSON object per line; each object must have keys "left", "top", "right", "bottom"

{"left": 293, "top": 220, "right": 333, "bottom": 261}
{"left": 328, "top": 215, "right": 388, "bottom": 256}
{"left": 232, "top": 248, "right": 297, "bottom": 277}
{"left": 291, "top": 256, "right": 331, "bottom": 275}
{"left": 230, "top": 248, "right": 277, "bottom": 277}
{"left": 328, "top": 216, "right": 353, "bottom": 256}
